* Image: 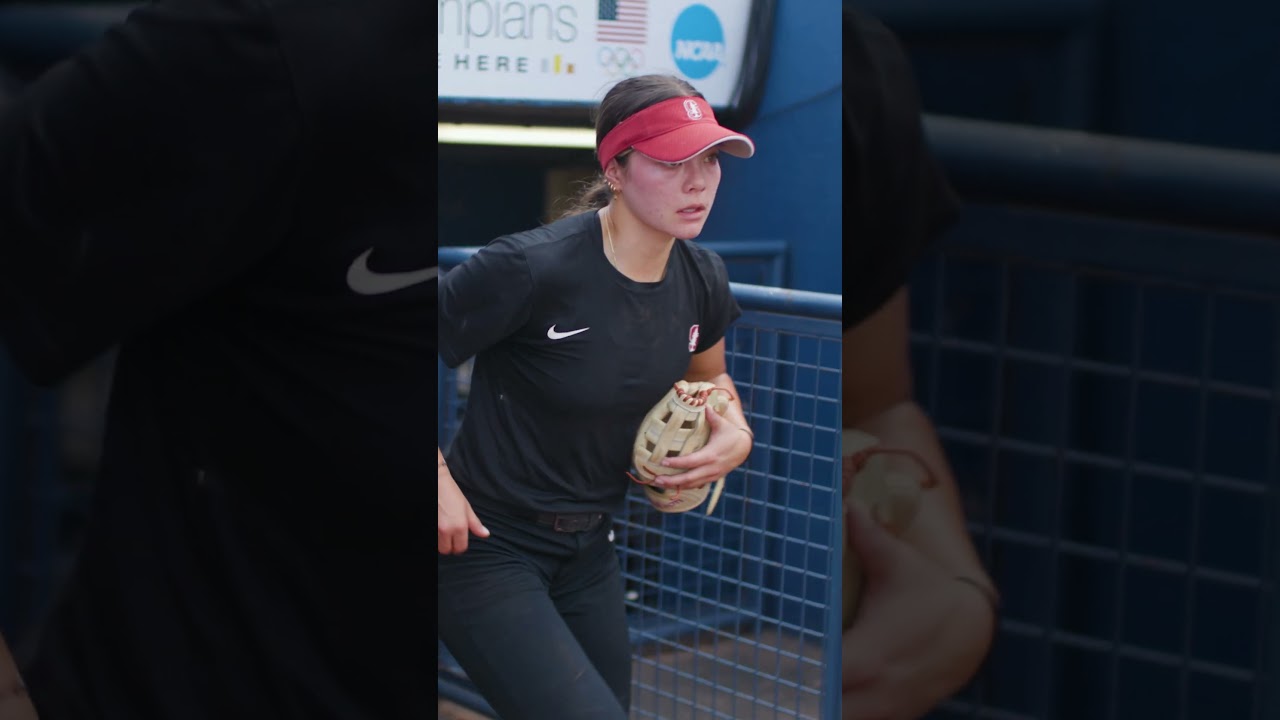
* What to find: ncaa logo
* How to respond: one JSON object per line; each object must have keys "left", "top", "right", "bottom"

{"left": 688, "top": 324, "right": 700, "bottom": 352}
{"left": 671, "top": 4, "right": 725, "bottom": 80}
{"left": 683, "top": 98, "right": 703, "bottom": 120}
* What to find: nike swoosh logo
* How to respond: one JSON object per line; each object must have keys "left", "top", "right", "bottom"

{"left": 346, "top": 249, "right": 437, "bottom": 295}
{"left": 547, "top": 325, "right": 589, "bottom": 340}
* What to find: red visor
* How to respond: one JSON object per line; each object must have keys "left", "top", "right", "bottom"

{"left": 597, "top": 96, "right": 755, "bottom": 171}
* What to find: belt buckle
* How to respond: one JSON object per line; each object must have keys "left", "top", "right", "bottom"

{"left": 553, "top": 514, "right": 592, "bottom": 532}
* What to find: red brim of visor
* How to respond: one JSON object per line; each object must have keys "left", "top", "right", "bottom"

{"left": 598, "top": 96, "right": 756, "bottom": 170}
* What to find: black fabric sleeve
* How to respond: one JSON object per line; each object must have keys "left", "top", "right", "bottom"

{"left": 0, "top": 0, "right": 301, "bottom": 385}
{"left": 437, "top": 235, "right": 535, "bottom": 369}
{"left": 693, "top": 248, "right": 741, "bottom": 354}
{"left": 842, "top": 8, "right": 961, "bottom": 331}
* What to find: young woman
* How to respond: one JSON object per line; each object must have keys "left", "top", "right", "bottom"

{"left": 437, "top": 75, "right": 758, "bottom": 719}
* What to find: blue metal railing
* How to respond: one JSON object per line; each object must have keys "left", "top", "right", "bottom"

{"left": 438, "top": 250, "right": 843, "bottom": 720}
{"left": 916, "top": 116, "right": 1280, "bottom": 720}
{"left": 925, "top": 115, "right": 1280, "bottom": 237}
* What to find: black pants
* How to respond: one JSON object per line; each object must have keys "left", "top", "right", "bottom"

{"left": 437, "top": 502, "right": 631, "bottom": 720}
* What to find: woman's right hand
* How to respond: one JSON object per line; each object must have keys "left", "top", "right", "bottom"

{"left": 438, "top": 462, "right": 490, "bottom": 554}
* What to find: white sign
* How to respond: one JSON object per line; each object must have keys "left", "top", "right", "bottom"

{"left": 437, "top": 1, "right": 756, "bottom": 110}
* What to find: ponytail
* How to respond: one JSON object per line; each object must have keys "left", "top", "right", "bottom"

{"left": 557, "top": 175, "right": 614, "bottom": 219}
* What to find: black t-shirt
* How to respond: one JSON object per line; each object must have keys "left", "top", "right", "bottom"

{"left": 439, "top": 210, "right": 741, "bottom": 516}
{"left": 0, "top": 1, "right": 430, "bottom": 718}
{"left": 843, "top": 8, "right": 961, "bottom": 330}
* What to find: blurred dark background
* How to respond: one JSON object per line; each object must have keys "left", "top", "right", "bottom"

{"left": 861, "top": 0, "right": 1280, "bottom": 154}
{"left": 0, "top": 0, "right": 137, "bottom": 662}
{"left": 849, "top": 1, "right": 1279, "bottom": 718}
{"left": 1, "top": 1, "right": 1278, "bottom": 718}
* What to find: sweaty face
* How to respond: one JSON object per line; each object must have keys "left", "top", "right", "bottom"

{"left": 617, "top": 148, "right": 721, "bottom": 240}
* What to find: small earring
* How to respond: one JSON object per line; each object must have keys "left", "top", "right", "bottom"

{"left": 608, "top": 182, "right": 620, "bottom": 196}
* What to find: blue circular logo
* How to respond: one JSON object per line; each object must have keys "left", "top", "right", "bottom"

{"left": 671, "top": 5, "right": 725, "bottom": 80}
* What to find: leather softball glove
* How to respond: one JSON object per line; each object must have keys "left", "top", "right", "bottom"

{"left": 630, "top": 380, "right": 734, "bottom": 515}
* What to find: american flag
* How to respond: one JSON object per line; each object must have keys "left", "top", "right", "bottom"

{"left": 597, "top": 0, "right": 647, "bottom": 45}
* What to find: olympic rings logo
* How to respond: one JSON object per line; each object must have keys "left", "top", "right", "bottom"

{"left": 597, "top": 46, "right": 644, "bottom": 76}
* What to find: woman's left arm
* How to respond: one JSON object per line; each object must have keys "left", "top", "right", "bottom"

{"left": 842, "top": 287, "right": 997, "bottom": 719}
{"left": 651, "top": 338, "right": 754, "bottom": 490}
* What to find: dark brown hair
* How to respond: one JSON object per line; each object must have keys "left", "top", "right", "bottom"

{"left": 557, "top": 74, "right": 704, "bottom": 219}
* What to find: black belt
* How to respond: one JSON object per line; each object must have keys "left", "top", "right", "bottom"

{"left": 468, "top": 494, "right": 608, "bottom": 533}
{"left": 534, "top": 511, "right": 607, "bottom": 533}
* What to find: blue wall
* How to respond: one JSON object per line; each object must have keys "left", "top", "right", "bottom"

{"left": 701, "top": 0, "right": 843, "bottom": 294}
{"left": 857, "top": 0, "right": 1280, "bottom": 154}
{"left": 1098, "top": 0, "right": 1280, "bottom": 153}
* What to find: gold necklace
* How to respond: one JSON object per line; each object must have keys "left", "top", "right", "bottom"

{"left": 605, "top": 209, "right": 620, "bottom": 268}
{"left": 606, "top": 209, "right": 665, "bottom": 282}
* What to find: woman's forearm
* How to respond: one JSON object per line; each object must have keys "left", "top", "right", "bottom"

{"left": 851, "top": 398, "right": 999, "bottom": 692}
{"left": 849, "top": 399, "right": 995, "bottom": 593}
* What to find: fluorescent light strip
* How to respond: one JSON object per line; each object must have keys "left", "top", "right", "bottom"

{"left": 437, "top": 123, "right": 596, "bottom": 149}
